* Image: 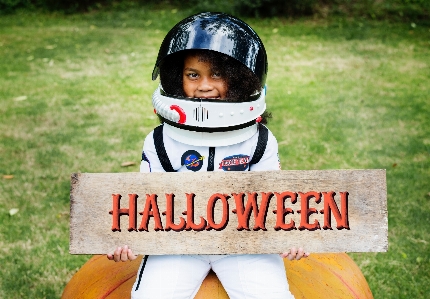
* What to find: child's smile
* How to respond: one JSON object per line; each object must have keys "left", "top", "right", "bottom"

{"left": 183, "top": 55, "right": 227, "bottom": 100}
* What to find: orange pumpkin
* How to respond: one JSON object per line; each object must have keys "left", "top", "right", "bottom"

{"left": 62, "top": 254, "right": 373, "bottom": 299}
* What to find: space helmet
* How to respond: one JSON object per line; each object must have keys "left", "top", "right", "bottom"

{"left": 151, "top": 12, "right": 268, "bottom": 146}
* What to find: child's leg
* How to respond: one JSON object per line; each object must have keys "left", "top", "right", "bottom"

{"left": 131, "top": 255, "right": 211, "bottom": 299}
{"left": 211, "top": 254, "right": 295, "bottom": 299}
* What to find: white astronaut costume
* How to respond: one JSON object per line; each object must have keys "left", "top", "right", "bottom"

{"left": 131, "top": 123, "right": 294, "bottom": 299}
{"left": 129, "top": 12, "right": 295, "bottom": 299}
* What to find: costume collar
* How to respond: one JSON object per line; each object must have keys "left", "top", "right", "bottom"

{"left": 163, "top": 123, "right": 258, "bottom": 147}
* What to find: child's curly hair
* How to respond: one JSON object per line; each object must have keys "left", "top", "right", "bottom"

{"left": 159, "top": 49, "right": 271, "bottom": 123}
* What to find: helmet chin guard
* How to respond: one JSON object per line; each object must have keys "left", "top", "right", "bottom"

{"left": 152, "top": 86, "right": 266, "bottom": 132}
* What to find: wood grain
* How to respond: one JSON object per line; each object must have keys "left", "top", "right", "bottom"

{"left": 70, "top": 170, "right": 387, "bottom": 254}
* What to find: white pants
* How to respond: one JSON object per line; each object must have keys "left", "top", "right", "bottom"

{"left": 131, "top": 254, "right": 295, "bottom": 299}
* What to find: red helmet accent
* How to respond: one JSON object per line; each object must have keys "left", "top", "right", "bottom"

{"left": 170, "top": 105, "right": 186, "bottom": 124}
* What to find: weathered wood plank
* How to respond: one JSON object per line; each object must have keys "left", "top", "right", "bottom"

{"left": 70, "top": 170, "right": 388, "bottom": 255}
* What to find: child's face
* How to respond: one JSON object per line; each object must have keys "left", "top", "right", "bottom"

{"left": 182, "top": 54, "right": 227, "bottom": 100}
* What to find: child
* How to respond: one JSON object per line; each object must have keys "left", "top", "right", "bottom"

{"left": 107, "top": 12, "right": 308, "bottom": 299}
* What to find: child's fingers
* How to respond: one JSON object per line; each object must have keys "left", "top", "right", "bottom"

{"left": 280, "top": 249, "right": 290, "bottom": 259}
{"left": 127, "top": 248, "right": 137, "bottom": 261}
{"left": 281, "top": 247, "right": 310, "bottom": 260}
{"left": 289, "top": 247, "right": 297, "bottom": 260}
{"left": 113, "top": 247, "right": 122, "bottom": 262}
{"left": 120, "top": 245, "right": 129, "bottom": 261}
{"left": 109, "top": 246, "right": 135, "bottom": 262}
{"left": 296, "top": 248, "right": 305, "bottom": 260}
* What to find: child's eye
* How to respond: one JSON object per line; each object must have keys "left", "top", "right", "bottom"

{"left": 212, "top": 72, "right": 221, "bottom": 78}
{"left": 186, "top": 73, "right": 199, "bottom": 79}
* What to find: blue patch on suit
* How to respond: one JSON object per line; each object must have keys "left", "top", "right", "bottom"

{"left": 141, "top": 151, "right": 151, "bottom": 172}
{"left": 181, "top": 150, "right": 204, "bottom": 171}
{"left": 219, "top": 154, "right": 250, "bottom": 171}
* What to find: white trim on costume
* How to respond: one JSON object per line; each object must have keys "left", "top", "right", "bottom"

{"left": 163, "top": 122, "right": 258, "bottom": 147}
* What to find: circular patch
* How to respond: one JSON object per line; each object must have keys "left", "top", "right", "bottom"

{"left": 181, "top": 150, "right": 204, "bottom": 172}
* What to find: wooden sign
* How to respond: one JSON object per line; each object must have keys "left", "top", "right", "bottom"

{"left": 70, "top": 170, "right": 388, "bottom": 255}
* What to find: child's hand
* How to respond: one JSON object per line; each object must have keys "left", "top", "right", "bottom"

{"left": 107, "top": 245, "right": 137, "bottom": 262}
{"left": 280, "top": 247, "right": 309, "bottom": 261}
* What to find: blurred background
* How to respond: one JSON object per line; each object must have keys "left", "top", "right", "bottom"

{"left": 1, "top": 0, "right": 430, "bottom": 21}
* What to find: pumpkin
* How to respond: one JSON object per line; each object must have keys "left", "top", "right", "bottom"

{"left": 62, "top": 253, "right": 372, "bottom": 299}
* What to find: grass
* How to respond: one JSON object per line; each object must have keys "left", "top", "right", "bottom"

{"left": 0, "top": 7, "right": 429, "bottom": 299}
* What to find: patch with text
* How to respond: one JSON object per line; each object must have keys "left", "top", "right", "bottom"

{"left": 219, "top": 154, "right": 250, "bottom": 171}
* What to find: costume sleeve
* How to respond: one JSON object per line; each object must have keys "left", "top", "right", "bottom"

{"left": 249, "top": 128, "right": 281, "bottom": 171}
{"left": 140, "top": 130, "right": 166, "bottom": 173}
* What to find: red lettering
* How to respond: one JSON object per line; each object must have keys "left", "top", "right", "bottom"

{"left": 138, "top": 194, "right": 163, "bottom": 231}
{"left": 273, "top": 191, "right": 297, "bottom": 230}
{"left": 108, "top": 190, "right": 350, "bottom": 233}
{"left": 321, "top": 191, "right": 350, "bottom": 230}
{"left": 232, "top": 192, "right": 272, "bottom": 231}
{"left": 162, "top": 193, "right": 186, "bottom": 231}
{"left": 109, "top": 194, "right": 137, "bottom": 232}
{"left": 206, "top": 193, "right": 229, "bottom": 231}
{"left": 182, "top": 193, "right": 206, "bottom": 231}
{"left": 298, "top": 191, "right": 321, "bottom": 230}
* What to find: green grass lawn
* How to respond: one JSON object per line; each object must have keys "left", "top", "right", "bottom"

{"left": 0, "top": 7, "right": 429, "bottom": 299}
